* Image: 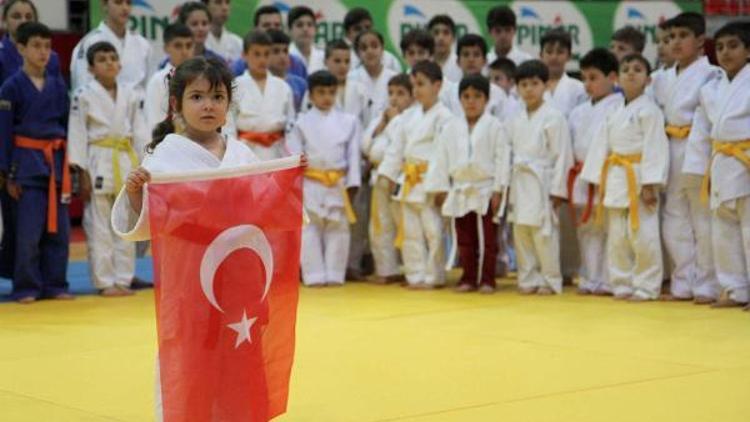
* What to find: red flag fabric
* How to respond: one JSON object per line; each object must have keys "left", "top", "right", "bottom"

{"left": 147, "top": 157, "right": 303, "bottom": 422}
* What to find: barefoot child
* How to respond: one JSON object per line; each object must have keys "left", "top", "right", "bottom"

{"left": 426, "top": 74, "right": 507, "bottom": 293}
{"left": 68, "top": 41, "right": 148, "bottom": 297}
{"left": 287, "top": 71, "right": 361, "bottom": 287}
{"left": 581, "top": 54, "right": 669, "bottom": 301}
{"left": 504, "top": 60, "right": 574, "bottom": 295}
{"left": 0, "top": 22, "right": 73, "bottom": 303}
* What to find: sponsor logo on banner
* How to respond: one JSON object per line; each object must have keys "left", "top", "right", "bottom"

{"left": 259, "top": 0, "right": 349, "bottom": 45}
{"left": 387, "top": 0, "right": 481, "bottom": 50}
{"left": 511, "top": 1, "right": 593, "bottom": 69}
{"left": 128, "top": 0, "right": 182, "bottom": 42}
{"left": 614, "top": 1, "right": 683, "bottom": 65}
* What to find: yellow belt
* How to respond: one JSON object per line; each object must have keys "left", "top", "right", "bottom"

{"left": 700, "top": 139, "right": 750, "bottom": 204}
{"left": 394, "top": 161, "right": 428, "bottom": 249}
{"left": 91, "top": 137, "right": 139, "bottom": 193}
{"left": 304, "top": 168, "right": 357, "bottom": 224}
{"left": 665, "top": 124, "right": 691, "bottom": 140}
{"left": 596, "top": 153, "right": 642, "bottom": 231}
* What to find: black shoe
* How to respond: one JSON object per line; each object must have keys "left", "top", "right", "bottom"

{"left": 130, "top": 277, "right": 153, "bottom": 290}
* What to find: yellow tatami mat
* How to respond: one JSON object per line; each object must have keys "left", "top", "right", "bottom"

{"left": 0, "top": 280, "right": 749, "bottom": 421}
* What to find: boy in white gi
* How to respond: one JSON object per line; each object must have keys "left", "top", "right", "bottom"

{"left": 363, "top": 74, "right": 415, "bottom": 283}
{"left": 504, "top": 60, "right": 574, "bottom": 295}
{"left": 144, "top": 23, "right": 194, "bottom": 132}
{"left": 687, "top": 22, "right": 750, "bottom": 309}
{"left": 379, "top": 61, "right": 454, "bottom": 289}
{"left": 426, "top": 74, "right": 507, "bottom": 293}
{"left": 581, "top": 54, "right": 669, "bottom": 301}
{"left": 233, "top": 30, "right": 295, "bottom": 160}
{"left": 539, "top": 28, "right": 587, "bottom": 118}
{"left": 68, "top": 41, "right": 147, "bottom": 296}
{"left": 287, "top": 6, "right": 326, "bottom": 74}
{"left": 428, "top": 15, "right": 463, "bottom": 83}
{"left": 568, "top": 48, "right": 623, "bottom": 295}
{"left": 660, "top": 12, "right": 721, "bottom": 303}
{"left": 203, "top": 0, "right": 243, "bottom": 63}
{"left": 287, "top": 71, "right": 361, "bottom": 287}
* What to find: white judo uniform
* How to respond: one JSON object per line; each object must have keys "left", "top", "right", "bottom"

{"left": 349, "top": 47, "right": 403, "bottom": 75}
{"left": 660, "top": 56, "right": 721, "bottom": 299}
{"left": 437, "top": 51, "right": 463, "bottom": 83}
{"left": 68, "top": 80, "right": 148, "bottom": 290}
{"left": 686, "top": 64, "right": 750, "bottom": 303}
{"left": 233, "top": 71, "right": 296, "bottom": 160}
{"left": 379, "top": 102, "right": 454, "bottom": 285}
{"left": 545, "top": 73, "right": 588, "bottom": 119}
{"left": 205, "top": 28, "right": 243, "bottom": 63}
{"left": 287, "top": 107, "right": 361, "bottom": 285}
{"left": 70, "top": 22, "right": 152, "bottom": 92}
{"left": 110, "top": 134, "right": 260, "bottom": 421}
{"left": 504, "top": 102, "right": 574, "bottom": 293}
{"left": 347, "top": 66, "right": 399, "bottom": 129}
{"left": 290, "top": 43, "right": 326, "bottom": 74}
{"left": 567, "top": 93, "right": 623, "bottom": 293}
{"left": 486, "top": 46, "right": 533, "bottom": 68}
{"left": 144, "top": 63, "right": 172, "bottom": 133}
{"left": 581, "top": 94, "right": 670, "bottom": 299}
{"left": 363, "top": 106, "right": 416, "bottom": 278}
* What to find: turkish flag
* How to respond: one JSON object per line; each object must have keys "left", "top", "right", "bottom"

{"left": 147, "top": 158, "right": 303, "bottom": 422}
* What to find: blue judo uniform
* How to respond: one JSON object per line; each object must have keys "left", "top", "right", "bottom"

{"left": 0, "top": 35, "right": 61, "bottom": 84}
{"left": 0, "top": 69, "right": 70, "bottom": 299}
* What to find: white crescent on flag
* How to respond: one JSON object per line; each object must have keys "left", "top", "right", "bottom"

{"left": 199, "top": 224, "right": 274, "bottom": 313}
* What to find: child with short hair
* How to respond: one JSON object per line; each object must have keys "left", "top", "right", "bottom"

{"left": 349, "top": 30, "right": 399, "bottom": 129}
{"left": 485, "top": 6, "right": 532, "bottom": 65}
{"left": 287, "top": 70, "right": 361, "bottom": 287}
{"left": 687, "top": 22, "right": 750, "bottom": 309}
{"left": 379, "top": 61, "right": 454, "bottom": 288}
{"left": 234, "top": 30, "right": 295, "bottom": 160}
{"left": 202, "top": 0, "right": 243, "bottom": 62}
{"left": 364, "top": 74, "right": 416, "bottom": 283}
{"left": 67, "top": 41, "right": 147, "bottom": 297}
{"left": 145, "top": 23, "right": 194, "bottom": 131}
{"left": 609, "top": 25, "right": 646, "bottom": 61}
{"left": 0, "top": 0, "right": 61, "bottom": 83}
{"left": 426, "top": 74, "right": 507, "bottom": 293}
{"left": 427, "top": 14, "right": 463, "bottom": 83}
{"left": 568, "top": 48, "right": 623, "bottom": 295}
{"left": 177, "top": 2, "right": 224, "bottom": 62}
{"left": 504, "top": 60, "right": 574, "bottom": 295}
{"left": 287, "top": 6, "right": 325, "bottom": 74}
{"left": 319, "top": 39, "right": 368, "bottom": 121}
{"left": 343, "top": 7, "right": 402, "bottom": 73}
{"left": 400, "top": 28, "right": 434, "bottom": 71}
{"left": 267, "top": 29, "right": 307, "bottom": 113}
{"left": 581, "top": 53, "right": 669, "bottom": 301}
{"left": 488, "top": 57, "right": 516, "bottom": 96}
{"left": 0, "top": 22, "right": 72, "bottom": 303}
{"left": 660, "top": 12, "right": 722, "bottom": 303}
{"left": 539, "top": 28, "right": 587, "bottom": 117}
{"left": 443, "top": 34, "right": 518, "bottom": 122}
{"left": 648, "top": 20, "right": 676, "bottom": 110}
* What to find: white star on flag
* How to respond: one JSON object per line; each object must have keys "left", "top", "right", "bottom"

{"left": 227, "top": 310, "right": 257, "bottom": 349}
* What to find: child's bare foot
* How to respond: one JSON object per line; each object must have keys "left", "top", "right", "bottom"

{"left": 53, "top": 292, "right": 75, "bottom": 301}
{"left": 386, "top": 274, "right": 405, "bottom": 284}
{"left": 412, "top": 283, "right": 435, "bottom": 290}
{"left": 711, "top": 297, "right": 746, "bottom": 308}
{"left": 370, "top": 276, "right": 388, "bottom": 284}
{"left": 537, "top": 287, "right": 555, "bottom": 296}
{"left": 519, "top": 287, "right": 537, "bottom": 295}
{"left": 614, "top": 293, "right": 631, "bottom": 301}
{"left": 577, "top": 287, "right": 592, "bottom": 295}
{"left": 100, "top": 287, "right": 124, "bottom": 297}
{"left": 693, "top": 296, "right": 715, "bottom": 305}
{"left": 116, "top": 286, "right": 135, "bottom": 296}
{"left": 16, "top": 296, "right": 36, "bottom": 304}
{"left": 478, "top": 284, "right": 495, "bottom": 294}
{"left": 660, "top": 293, "right": 693, "bottom": 302}
{"left": 628, "top": 294, "right": 652, "bottom": 303}
{"left": 454, "top": 283, "right": 476, "bottom": 293}
{"left": 326, "top": 282, "right": 344, "bottom": 287}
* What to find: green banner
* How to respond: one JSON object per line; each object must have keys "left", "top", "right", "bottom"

{"left": 90, "top": 1, "right": 701, "bottom": 67}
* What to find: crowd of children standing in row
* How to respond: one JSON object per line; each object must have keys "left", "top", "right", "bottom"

{"left": 1, "top": 1, "right": 749, "bottom": 313}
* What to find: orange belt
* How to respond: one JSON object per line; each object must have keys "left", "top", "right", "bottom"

{"left": 566, "top": 160, "right": 594, "bottom": 226}
{"left": 238, "top": 130, "right": 284, "bottom": 147}
{"left": 14, "top": 136, "right": 71, "bottom": 233}
{"left": 665, "top": 124, "right": 691, "bottom": 140}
